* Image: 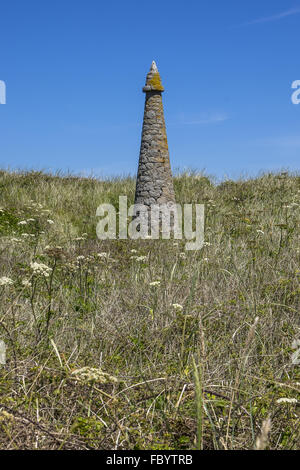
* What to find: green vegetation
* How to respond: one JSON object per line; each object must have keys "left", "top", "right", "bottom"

{"left": 0, "top": 168, "right": 299, "bottom": 449}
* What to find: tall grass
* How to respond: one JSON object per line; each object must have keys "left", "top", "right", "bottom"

{"left": 0, "top": 169, "right": 299, "bottom": 449}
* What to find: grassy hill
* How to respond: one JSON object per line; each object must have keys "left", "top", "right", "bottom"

{"left": 0, "top": 169, "right": 299, "bottom": 450}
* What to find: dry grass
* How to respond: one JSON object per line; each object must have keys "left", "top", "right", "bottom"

{"left": 0, "top": 168, "right": 299, "bottom": 450}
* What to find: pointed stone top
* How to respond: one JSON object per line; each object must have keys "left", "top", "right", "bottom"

{"left": 143, "top": 60, "right": 164, "bottom": 93}
{"left": 150, "top": 60, "right": 158, "bottom": 73}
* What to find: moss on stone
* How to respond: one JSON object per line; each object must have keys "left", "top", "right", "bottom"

{"left": 148, "top": 73, "right": 164, "bottom": 91}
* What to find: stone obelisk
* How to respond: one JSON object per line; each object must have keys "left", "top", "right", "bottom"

{"left": 134, "top": 61, "right": 176, "bottom": 211}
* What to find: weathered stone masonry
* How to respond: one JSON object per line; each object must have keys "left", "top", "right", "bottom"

{"left": 134, "top": 61, "right": 176, "bottom": 209}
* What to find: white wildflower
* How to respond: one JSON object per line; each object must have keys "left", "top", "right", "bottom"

{"left": 71, "top": 367, "right": 118, "bottom": 384}
{"left": 10, "top": 238, "right": 22, "bottom": 243}
{"left": 97, "top": 252, "right": 108, "bottom": 259}
{"left": 76, "top": 255, "right": 85, "bottom": 261}
{"left": 131, "top": 255, "right": 147, "bottom": 262}
{"left": 276, "top": 398, "right": 298, "bottom": 404}
{"left": 47, "top": 219, "right": 54, "bottom": 224}
{"left": 172, "top": 303, "right": 183, "bottom": 311}
{"left": 22, "top": 279, "right": 32, "bottom": 288}
{"left": 130, "top": 249, "right": 138, "bottom": 253}
{"left": 257, "top": 230, "right": 265, "bottom": 235}
{"left": 17, "top": 220, "right": 27, "bottom": 225}
{"left": 30, "top": 262, "right": 52, "bottom": 277}
{"left": 149, "top": 281, "right": 160, "bottom": 287}
{"left": 0, "top": 277, "right": 14, "bottom": 286}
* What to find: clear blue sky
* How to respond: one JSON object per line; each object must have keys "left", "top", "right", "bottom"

{"left": 0, "top": 0, "right": 300, "bottom": 180}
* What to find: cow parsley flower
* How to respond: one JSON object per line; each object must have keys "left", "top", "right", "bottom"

{"left": 131, "top": 255, "right": 147, "bottom": 262}
{"left": 71, "top": 367, "right": 118, "bottom": 384}
{"left": 172, "top": 303, "right": 183, "bottom": 311}
{"left": 149, "top": 281, "right": 160, "bottom": 287}
{"left": 30, "top": 262, "right": 52, "bottom": 277}
{"left": 276, "top": 398, "right": 298, "bottom": 404}
{"left": 0, "top": 277, "right": 14, "bottom": 286}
